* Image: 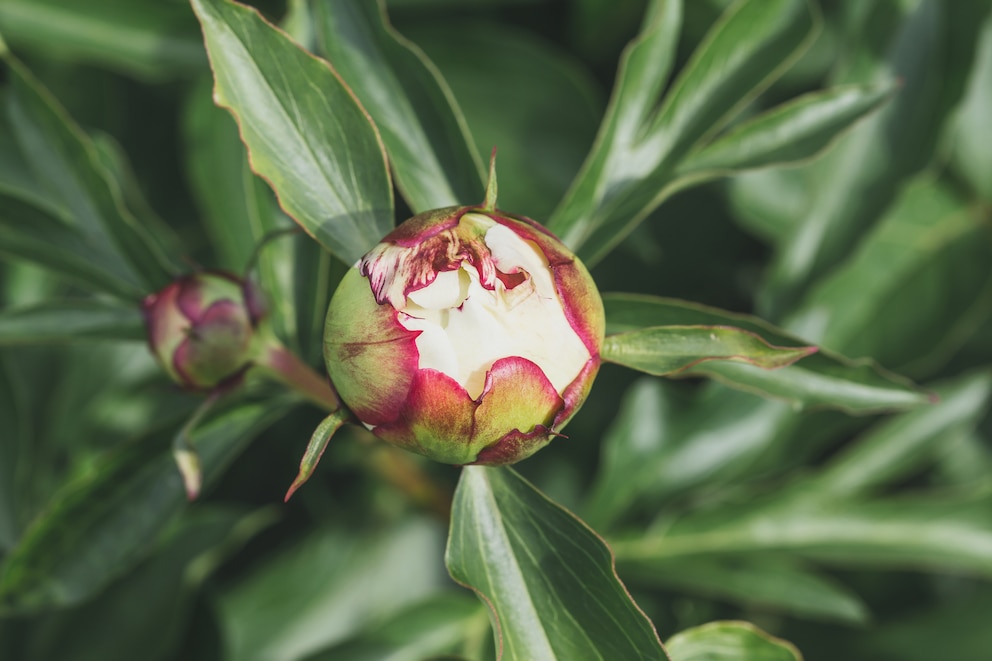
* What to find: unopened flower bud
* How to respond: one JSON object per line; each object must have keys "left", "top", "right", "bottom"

{"left": 143, "top": 271, "right": 264, "bottom": 390}
{"left": 324, "top": 206, "right": 604, "bottom": 465}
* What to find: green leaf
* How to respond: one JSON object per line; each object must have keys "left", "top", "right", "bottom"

{"left": 551, "top": 0, "right": 819, "bottom": 265}
{"left": 760, "top": 0, "right": 992, "bottom": 315}
{"left": 604, "top": 294, "right": 931, "bottom": 413}
{"left": 786, "top": 177, "right": 992, "bottom": 376}
{"left": 676, "top": 81, "right": 895, "bottom": 175}
{"left": 0, "top": 300, "right": 145, "bottom": 345}
{"left": 300, "top": 592, "right": 487, "bottom": 661}
{"left": 0, "top": 399, "right": 292, "bottom": 614}
{"left": 0, "top": 0, "right": 205, "bottom": 80}
{"left": 665, "top": 621, "right": 802, "bottom": 661}
{"left": 622, "top": 556, "right": 869, "bottom": 624}
{"left": 182, "top": 78, "right": 304, "bottom": 345}
{"left": 411, "top": 20, "right": 602, "bottom": 220}
{"left": 584, "top": 379, "right": 796, "bottom": 528}
{"left": 191, "top": 0, "right": 394, "bottom": 265}
{"left": 217, "top": 518, "right": 447, "bottom": 661}
{"left": 313, "top": 0, "right": 483, "bottom": 212}
{"left": 0, "top": 57, "right": 176, "bottom": 295}
{"left": 602, "top": 325, "right": 816, "bottom": 376}
{"left": 809, "top": 372, "right": 992, "bottom": 499}
{"left": 617, "top": 487, "right": 992, "bottom": 576}
{"left": 549, "top": 0, "right": 683, "bottom": 248}
{"left": 446, "top": 466, "right": 668, "bottom": 661}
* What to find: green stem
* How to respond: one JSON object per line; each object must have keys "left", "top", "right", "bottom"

{"left": 255, "top": 339, "right": 341, "bottom": 411}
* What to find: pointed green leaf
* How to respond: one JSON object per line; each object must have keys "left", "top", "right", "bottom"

{"left": 665, "top": 621, "right": 802, "bottom": 661}
{"left": 604, "top": 293, "right": 931, "bottom": 412}
{"left": 446, "top": 466, "right": 668, "bottom": 661}
{"left": 191, "top": 0, "right": 394, "bottom": 265}
{"left": 313, "top": 0, "right": 483, "bottom": 212}
{"left": 603, "top": 325, "right": 816, "bottom": 376}
{"left": 677, "top": 81, "right": 895, "bottom": 175}
{"left": 0, "top": 300, "right": 145, "bottom": 344}
{"left": 0, "top": 399, "right": 292, "bottom": 614}
{"left": 950, "top": 13, "right": 992, "bottom": 201}
{"left": 551, "top": 0, "right": 818, "bottom": 265}
{"left": 549, "top": 0, "right": 682, "bottom": 247}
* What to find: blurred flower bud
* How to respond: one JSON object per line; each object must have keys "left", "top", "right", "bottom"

{"left": 324, "top": 206, "right": 604, "bottom": 465}
{"left": 143, "top": 271, "right": 265, "bottom": 390}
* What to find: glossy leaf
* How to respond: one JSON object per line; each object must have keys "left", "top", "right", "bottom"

{"left": 623, "top": 556, "right": 868, "bottom": 624}
{"left": 548, "top": 0, "right": 683, "bottom": 248}
{"left": 665, "top": 621, "right": 802, "bottom": 661}
{"left": 603, "top": 325, "right": 816, "bottom": 376}
{"left": 217, "top": 518, "right": 447, "bottom": 661}
{"left": 604, "top": 294, "right": 931, "bottom": 412}
{"left": 0, "top": 0, "right": 204, "bottom": 80}
{"left": 0, "top": 57, "right": 176, "bottom": 295}
{"left": 446, "top": 466, "right": 667, "bottom": 661}
{"left": 0, "top": 300, "right": 145, "bottom": 345}
{"left": 0, "top": 399, "right": 292, "bottom": 614}
{"left": 313, "top": 0, "right": 483, "bottom": 212}
{"left": 551, "top": 0, "right": 819, "bottom": 265}
{"left": 192, "top": 0, "right": 394, "bottom": 265}
{"left": 676, "top": 81, "right": 894, "bottom": 175}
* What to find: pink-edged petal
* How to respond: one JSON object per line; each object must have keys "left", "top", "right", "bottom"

{"left": 176, "top": 275, "right": 206, "bottom": 320}
{"left": 142, "top": 281, "right": 183, "bottom": 353}
{"left": 324, "top": 268, "right": 420, "bottom": 426}
{"left": 373, "top": 368, "right": 477, "bottom": 464}
{"left": 471, "top": 427, "right": 555, "bottom": 466}
{"left": 470, "top": 356, "right": 564, "bottom": 465}
{"left": 553, "top": 356, "right": 600, "bottom": 431}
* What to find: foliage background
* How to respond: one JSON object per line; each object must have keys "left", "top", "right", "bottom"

{"left": 1, "top": 0, "right": 991, "bottom": 659}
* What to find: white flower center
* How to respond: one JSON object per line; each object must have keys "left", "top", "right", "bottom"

{"left": 397, "top": 214, "right": 590, "bottom": 399}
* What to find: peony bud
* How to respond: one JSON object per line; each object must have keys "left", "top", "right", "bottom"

{"left": 324, "top": 206, "right": 604, "bottom": 465}
{"left": 142, "top": 271, "right": 265, "bottom": 391}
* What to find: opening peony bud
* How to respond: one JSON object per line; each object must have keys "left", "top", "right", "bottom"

{"left": 324, "top": 206, "right": 604, "bottom": 465}
{"left": 142, "top": 271, "right": 264, "bottom": 391}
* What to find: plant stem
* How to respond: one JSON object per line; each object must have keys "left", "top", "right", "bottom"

{"left": 256, "top": 341, "right": 340, "bottom": 411}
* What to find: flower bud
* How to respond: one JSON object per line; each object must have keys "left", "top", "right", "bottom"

{"left": 143, "top": 271, "right": 264, "bottom": 390}
{"left": 324, "top": 206, "right": 604, "bottom": 465}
